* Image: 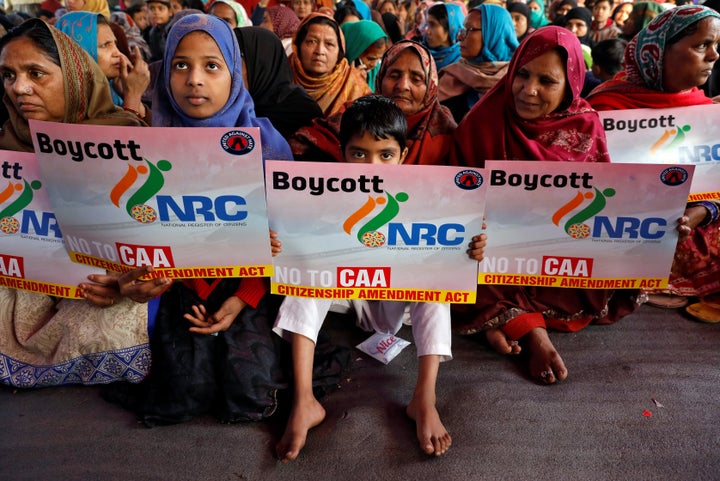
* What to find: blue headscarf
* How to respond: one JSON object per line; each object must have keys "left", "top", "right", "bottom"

{"left": 472, "top": 3, "right": 518, "bottom": 63}
{"left": 528, "top": 0, "right": 550, "bottom": 29}
{"left": 352, "top": 0, "right": 372, "bottom": 20}
{"left": 425, "top": 3, "right": 465, "bottom": 70}
{"left": 56, "top": 11, "right": 124, "bottom": 106}
{"left": 152, "top": 14, "right": 292, "bottom": 161}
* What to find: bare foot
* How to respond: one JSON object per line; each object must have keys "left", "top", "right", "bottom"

{"left": 406, "top": 396, "right": 452, "bottom": 456}
{"left": 276, "top": 397, "right": 326, "bottom": 462}
{"left": 522, "top": 327, "right": 568, "bottom": 384}
{"left": 485, "top": 328, "right": 521, "bottom": 355}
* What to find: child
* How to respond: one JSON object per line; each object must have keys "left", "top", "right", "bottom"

{"left": 108, "top": 14, "right": 293, "bottom": 425}
{"left": 273, "top": 95, "right": 460, "bottom": 462}
{"left": 590, "top": 0, "right": 620, "bottom": 43}
{"left": 581, "top": 37, "right": 627, "bottom": 97}
{"left": 145, "top": 0, "right": 173, "bottom": 61}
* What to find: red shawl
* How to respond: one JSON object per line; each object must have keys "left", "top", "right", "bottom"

{"left": 290, "top": 40, "right": 457, "bottom": 165}
{"left": 450, "top": 26, "right": 609, "bottom": 167}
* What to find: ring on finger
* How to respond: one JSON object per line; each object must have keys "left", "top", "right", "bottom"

{"left": 540, "top": 370, "right": 553, "bottom": 379}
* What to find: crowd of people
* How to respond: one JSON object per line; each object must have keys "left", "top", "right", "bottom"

{"left": 0, "top": 0, "right": 719, "bottom": 463}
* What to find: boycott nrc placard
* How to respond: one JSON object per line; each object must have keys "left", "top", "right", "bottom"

{"left": 265, "top": 161, "right": 486, "bottom": 304}
{"left": 479, "top": 161, "right": 693, "bottom": 289}
{"left": 30, "top": 121, "right": 273, "bottom": 280}
{"left": 0, "top": 150, "right": 101, "bottom": 298}
{"left": 600, "top": 104, "right": 720, "bottom": 201}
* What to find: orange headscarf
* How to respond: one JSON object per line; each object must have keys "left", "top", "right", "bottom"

{"left": 290, "top": 13, "right": 371, "bottom": 117}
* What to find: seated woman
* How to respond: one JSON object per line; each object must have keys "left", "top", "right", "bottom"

{"left": 528, "top": 0, "right": 550, "bottom": 30}
{"left": 450, "top": 27, "right": 641, "bottom": 384}
{"left": 290, "top": 40, "right": 457, "bottom": 165}
{"left": 260, "top": 5, "right": 301, "bottom": 56}
{"left": 0, "top": 18, "right": 149, "bottom": 388}
{"left": 289, "top": 13, "right": 371, "bottom": 118}
{"left": 120, "top": 13, "right": 292, "bottom": 425}
{"left": 57, "top": 11, "right": 151, "bottom": 123}
{"left": 438, "top": 3, "right": 518, "bottom": 123}
{"left": 207, "top": 0, "right": 250, "bottom": 29}
{"left": 587, "top": 5, "right": 720, "bottom": 320}
{"left": 423, "top": 2, "right": 465, "bottom": 70}
{"left": 340, "top": 19, "right": 388, "bottom": 91}
{"left": 234, "top": 26, "right": 323, "bottom": 138}
{"left": 508, "top": 1, "right": 534, "bottom": 43}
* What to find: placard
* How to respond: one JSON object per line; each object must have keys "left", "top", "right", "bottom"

{"left": 266, "top": 161, "right": 486, "bottom": 303}
{"left": 30, "top": 121, "right": 272, "bottom": 280}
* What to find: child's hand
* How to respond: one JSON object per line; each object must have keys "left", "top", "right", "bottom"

{"left": 270, "top": 229, "right": 282, "bottom": 257}
{"left": 467, "top": 233, "right": 487, "bottom": 262}
{"left": 185, "top": 296, "right": 247, "bottom": 335}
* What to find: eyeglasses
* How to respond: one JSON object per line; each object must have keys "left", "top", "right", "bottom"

{"left": 457, "top": 27, "right": 482, "bottom": 39}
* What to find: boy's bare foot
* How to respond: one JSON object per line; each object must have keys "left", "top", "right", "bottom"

{"left": 276, "top": 398, "right": 326, "bottom": 463}
{"left": 485, "top": 328, "right": 521, "bottom": 355}
{"left": 406, "top": 396, "right": 452, "bottom": 456}
{"left": 523, "top": 327, "right": 568, "bottom": 384}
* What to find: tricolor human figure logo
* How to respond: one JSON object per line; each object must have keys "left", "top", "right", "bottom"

{"left": 551, "top": 186, "right": 616, "bottom": 239}
{"left": 109, "top": 159, "right": 173, "bottom": 223}
{"left": 650, "top": 123, "right": 692, "bottom": 155}
{"left": 0, "top": 177, "right": 42, "bottom": 235}
{"left": 343, "top": 191, "right": 409, "bottom": 247}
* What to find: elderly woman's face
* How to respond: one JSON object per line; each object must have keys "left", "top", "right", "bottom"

{"left": 0, "top": 37, "right": 65, "bottom": 122}
{"left": 511, "top": 49, "right": 567, "bottom": 119}
{"left": 663, "top": 17, "right": 720, "bottom": 93}
{"left": 380, "top": 49, "right": 427, "bottom": 115}
{"left": 299, "top": 23, "right": 340, "bottom": 77}
{"left": 459, "top": 10, "right": 483, "bottom": 59}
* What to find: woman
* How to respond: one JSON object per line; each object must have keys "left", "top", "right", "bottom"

{"left": 341, "top": 19, "right": 389, "bottom": 90}
{"left": 234, "top": 26, "right": 322, "bottom": 137}
{"left": 56, "top": 12, "right": 151, "bottom": 122}
{"left": 508, "top": 1, "right": 533, "bottom": 42}
{"left": 290, "top": 40, "right": 457, "bottom": 165}
{"left": 587, "top": 5, "right": 720, "bottom": 320}
{"left": 612, "top": 1, "right": 633, "bottom": 29}
{"left": 451, "top": 27, "right": 639, "bottom": 384}
{"left": 528, "top": 0, "right": 550, "bottom": 29}
{"left": 0, "top": 19, "right": 148, "bottom": 388}
{"left": 563, "top": 6, "right": 595, "bottom": 49}
{"left": 207, "top": 0, "right": 250, "bottom": 29}
{"left": 620, "top": 1, "right": 664, "bottom": 41}
{"left": 119, "top": 14, "right": 292, "bottom": 425}
{"left": 549, "top": 0, "right": 576, "bottom": 22}
{"left": 423, "top": 2, "right": 465, "bottom": 70}
{"left": 261, "top": 5, "right": 301, "bottom": 56}
{"left": 438, "top": 3, "right": 518, "bottom": 123}
{"left": 64, "top": 0, "right": 111, "bottom": 18}
{"left": 290, "top": 13, "right": 371, "bottom": 117}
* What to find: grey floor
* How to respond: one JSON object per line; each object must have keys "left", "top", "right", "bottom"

{"left": 1, "top": 304, "right": 719, "bottom": 481}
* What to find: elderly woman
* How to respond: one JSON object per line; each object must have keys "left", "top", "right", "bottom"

{"left": 290, "top": 13, "right": 371, "bottom": 117}
{"left": 587, "top": 5, "right": 720, "bottom": 320}
{"left": 56, "top": 12, "right": 151, "bottom": 123}
{"left": 451, "top": 27, "right": 639, "bottom": 384}
{"left": 438, "top": 3, "right": 518, "bottom": 122}
{"left": 290, "top": 40, "right": 457, "bottom": 165}
{"left": 423, "top": 2, "right": 465, "bottom": 70}
{"left": 0, "top": 19, "right": 149, "bottom": 388}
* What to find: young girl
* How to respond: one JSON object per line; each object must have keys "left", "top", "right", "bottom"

{"left": 111, "top": 14, "right": 293, "bottom": 425}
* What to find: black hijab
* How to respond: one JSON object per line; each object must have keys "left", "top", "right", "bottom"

{"left": 563, "top": 7, "right": 595, "bottom": 48}
{"left": 233, "top": 26, "right": 323, "bottom": 138}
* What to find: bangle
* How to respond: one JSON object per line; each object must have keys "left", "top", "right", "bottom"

{"left": 691, "top": 201, "right": 719, "bottom": 227}
{"left": 123, "top": 106, "right": 143, "bottom": 118}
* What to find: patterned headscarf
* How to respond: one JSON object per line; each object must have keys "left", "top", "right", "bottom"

{"left": 56, "top": 12, "right": 124, "bottom": 106}
{"left": 472, "top": 3, "right": 518, "bottom": 63}
{"left": 625, "top": 4, "right": 720, "bottom": 91}
{"left": 266, "top": 5, "right": 300, "bottom": 40}
{"left": 153, "top": 14, "right": 291, "bottom": 160}
{"left": 0, "top": 19, "right": 143, "bottom": 152}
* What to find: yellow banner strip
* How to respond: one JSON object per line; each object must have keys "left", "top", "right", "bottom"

{"left": 0, "top": 276, "right": 85, "bottom": 299}
{"left": 70, "top": 252, "right": 273, "bottom": 279}
{"left": 478, "top": 273, "right": 666, "bottom": 289}
{"left": 272, "top": 283, "right": 476, "bottom": 304}
{"left": 688, "top": 191, "right": 720, "bottom": 202}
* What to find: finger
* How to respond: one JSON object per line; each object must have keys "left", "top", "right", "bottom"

{"left": 85, "top": 272, "right": 120, "bottom": 286}
{"left": 184, "top": 312, "right": 211, "bottom": 328}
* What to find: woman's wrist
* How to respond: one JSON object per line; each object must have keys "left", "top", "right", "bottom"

{"left": 689, "top": 201, "right": 720, "bottom": 227}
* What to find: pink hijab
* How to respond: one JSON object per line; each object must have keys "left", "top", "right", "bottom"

{"left": 451, "top": 26, "right": 609, "bottom": 166}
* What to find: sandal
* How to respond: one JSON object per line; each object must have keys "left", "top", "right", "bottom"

{"left": 646, "top": 294, "right": 689, "bottom": 309}
{"left": 686, "top": 302, "right": 720, "bottom": 324}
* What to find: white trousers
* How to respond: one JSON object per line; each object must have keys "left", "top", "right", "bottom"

{"left": 274, "top": 297, "right": 452, "bottom": 361}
